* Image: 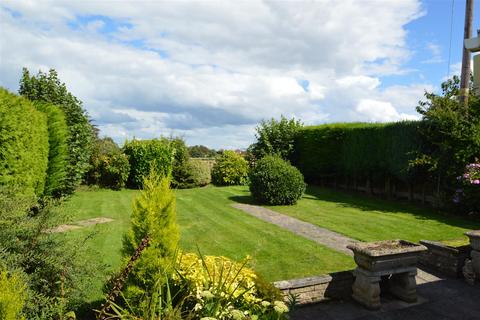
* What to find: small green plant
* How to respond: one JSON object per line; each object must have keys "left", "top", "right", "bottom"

{"left": 0, "top": 269, "right": 27, "bottom": 320}
{"left": 122, "top": 168, "right": 179, "bottom": 305}
{"left": 211, "top": 151, "right": 248, "bottom": 186}
{"left": 249, "top": 156, "right": 306, "bottom": 205}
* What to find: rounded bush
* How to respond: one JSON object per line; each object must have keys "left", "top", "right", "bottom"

{"left": 211, "top": 151, "right": 248, "bottom": 186}
{"left": 249, "top": 155, "right": 306, "bottom": 205}
{"left": 187, "top": 159, "right": 212, "bottom": 187}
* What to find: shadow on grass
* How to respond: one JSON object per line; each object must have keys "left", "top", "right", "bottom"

{"left": 75, "top": 298, "right": 104, "bottom": 320}
{"left": 302, "top": 185, "right": 480, "bottom": 230}
{"left": 229, "top": 194, "right": 257, "bottom": 205}
{"left": 227, "top": 184, "right": 479, "bottom": 231}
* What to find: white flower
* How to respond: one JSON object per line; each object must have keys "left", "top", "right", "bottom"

{"left": 261, "top": 301, "right": 271, "bottom": 308}
{"left": 200, "top": 290, "right": 214, "bottom": 299}
{"left": 230, "top": 309, "right": 245, "bottom": 320}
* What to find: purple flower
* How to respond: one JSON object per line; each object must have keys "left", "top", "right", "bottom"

{"left": 472, "top": 180, "right": 480, "bottom": 185}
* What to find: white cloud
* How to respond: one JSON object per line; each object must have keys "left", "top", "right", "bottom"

{"left": 0, "top": 0, "right": 428, "bottom": 148}
{"left": 354, "top": 99, "right": 420, "bottom": 122}
{"left": 422, "top": 41, "right": 443, "bottom": 64}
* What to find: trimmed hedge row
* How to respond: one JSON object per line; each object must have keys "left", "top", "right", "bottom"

{"left": 0, "top": 88, "right": 49, "bottom": 197}
{"left": 123, "top": 139, "right": 175, "bottom": 188}
{"left": 292, "top": 121, "right": 423, "bottom": 184}
{"left": 34, "top": 102, "right": 69, "bottom": 197}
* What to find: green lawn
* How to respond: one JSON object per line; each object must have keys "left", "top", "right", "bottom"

{"left": 61, "top": 184, "right": 480, "bottom": 308}
{"left": 61, "top": 185, "right": 354, "bottom": 304}
{"left": 266, "top": 186, "right": 479, "bottom": 243}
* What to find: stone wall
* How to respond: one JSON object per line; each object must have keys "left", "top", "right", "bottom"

{"left": 419, "top": 240, "right": 471, "bottom": 278}
{"left": 273, "top": 270, "right": 354, "bottom": 305}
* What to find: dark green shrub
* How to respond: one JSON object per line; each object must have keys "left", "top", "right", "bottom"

{"left": 123, "top": 138, "right": 175, "bottom": 188}
{"left": 187, "top": 159, "right": 212, "bottom": 187}
{"left": 87, "top": 138, "right": 130, "bottom": 190}
{"left": 19, "top": 68, "right": 95, "bottom": 195}
{"left": 211, "top": 151, "right": 248, "bottom": 186}
{"left": 188, "top": 145, "right": 217, "bottom": 158}
{"left": 97, "top": 153, "right": 130, "bottom": 190}
{"left": 0, "top": 186, "right": 105, "bottom": 317}
{"left": 249, "top": 155, "right": 306, "bottom": 205}
{"left": 293, "top": 122, "right": 421, "bottom": 183}
{"left": 171, "top": 137, "right": 193, "bottom": 189}
{"left": 0, "top": 88, "right": 49, "bottom": 197}
{"left": 34, "top": 102, "right": 69, "bottom": 198}
{"left": 248, "top": 115, "right": 303, "bottom": 161}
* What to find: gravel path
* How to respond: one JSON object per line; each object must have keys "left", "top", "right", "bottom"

{"left": 232, "top": 203, "right": 358, "bottom": 255}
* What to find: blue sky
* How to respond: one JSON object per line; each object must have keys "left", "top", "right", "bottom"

{"left": 0, "top": 0, "right": 478, "bottom": 148}
{"left": 384, "top": 0, "right": 476, "bottom": 88}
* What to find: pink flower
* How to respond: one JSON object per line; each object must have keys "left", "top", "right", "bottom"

{"left": 472, "top": 180, "right": 480, "bottom": 185}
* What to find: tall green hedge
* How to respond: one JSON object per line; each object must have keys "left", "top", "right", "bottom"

{"left": 19, "top": 68, "right": 95, "bottom": 195}
{"left": 34, "top": 102, "right": 69, "bottom": 197}
{"left": 293, "top": 121, "right": 422, "bottom": 184}
{"left": 0, "top": 88, "right": 49, "bottom": 197}
{"left": 123, "top": 138, "right": 175, "bottom": 188}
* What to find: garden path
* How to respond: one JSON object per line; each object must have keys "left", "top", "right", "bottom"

{"left": 232, "top": 203, "right": 357, "bottom": 255}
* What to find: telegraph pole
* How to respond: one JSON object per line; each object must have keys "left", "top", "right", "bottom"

{"left": 460, "top": 0, "right": 474, "bottom": 107}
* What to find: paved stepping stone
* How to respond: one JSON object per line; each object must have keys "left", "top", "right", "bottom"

{"left": 46, "top": 217, "right": 114, "bottom": 233}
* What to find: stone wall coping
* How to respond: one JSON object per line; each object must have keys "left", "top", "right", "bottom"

{"left": 273, "top": 270, "right": 354, "bottom": 290}
{"left": 465, "top": 230, "right": 480, "bottom": 238}
{"left": 419, "top": 240, "right": 470, "bottom": 254}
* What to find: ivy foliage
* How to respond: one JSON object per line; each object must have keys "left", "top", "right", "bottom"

{"left": 19, "top": 68, "right": 95, "bottom": 195}
{"left": 211, "top": 150, "right": 249, "bottom": 186}
{"left": 34, "top": 102, "right": 69, "bottom": 198}
{"left": 123, "top": 138, "right": 175, "bottom": 188}
{"left": 0, "top": 88, "right": 49, "bottom": 197}
{"left": 248, "top": 115, "right": 303, "bottom": 161}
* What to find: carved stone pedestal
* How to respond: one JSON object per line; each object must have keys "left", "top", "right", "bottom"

{"left": 352, "top": 268, "right": 381, "bottom": 309}
{"left": 348, "top": 240, "right": 427, "bottom": 310}
{"left": 388, "top": 270, "right": 418, "bottom": 303}
{"left": 465, "top": 231, "right": 480, "bottom": 279}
